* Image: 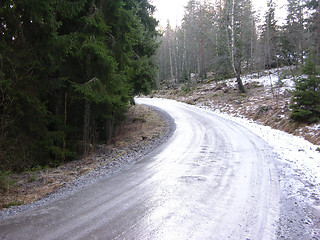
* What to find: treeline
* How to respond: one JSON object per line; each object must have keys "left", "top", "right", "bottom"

{"left": 156, "top": 0, "right": 320, "bottom": 91}
{"left": 0, "top": 0, "right": 158, "bottom": 172}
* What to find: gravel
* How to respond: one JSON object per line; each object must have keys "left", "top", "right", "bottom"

{"left": 0, "top": 105, "right": 176, "bottom": 220}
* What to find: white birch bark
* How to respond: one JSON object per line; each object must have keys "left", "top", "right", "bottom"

{"left": 230, "top": 0, "right": 245, "bottom": 93}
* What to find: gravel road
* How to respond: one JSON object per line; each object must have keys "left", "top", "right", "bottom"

{"left": 0, "top": 98, "right": 301, "bottom": 239}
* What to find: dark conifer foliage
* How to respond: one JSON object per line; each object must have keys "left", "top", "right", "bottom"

{"left": 0, "top": 0, "right": 158, "bottom": 171}
{"left": 290, "top": 55, "right": 320, "bottom": 123}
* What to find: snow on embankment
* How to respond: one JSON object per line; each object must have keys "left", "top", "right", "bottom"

{"left": 198, "top": 101, "right": 320, "bottom": 238}
{"left": 199, "top": 69, "right": 320, "bottom": 208}
{"left": 156, "top": 68, "right": 320, "bottom": 237}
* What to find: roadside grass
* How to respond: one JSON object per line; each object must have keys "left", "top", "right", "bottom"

{"left": 0, "top": 104, "right": 167, "bottom": 210}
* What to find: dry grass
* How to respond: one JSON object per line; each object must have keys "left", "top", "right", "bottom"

{"left": 114, "top": 104, "right": 166, "bottom": 144}
{"left": 152, "top": 80, "right": 320, "bottom": 146}
{"left": 0, "top": 104, "right": 166, "bottom": 209}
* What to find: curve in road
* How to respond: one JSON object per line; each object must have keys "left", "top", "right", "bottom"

{"left": 0, "top": 98, "right": 280, "bottom": 240}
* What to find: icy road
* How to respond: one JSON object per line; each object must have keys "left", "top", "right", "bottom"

{"left": 1, "top": 98, "right": 281, "bottom": 239}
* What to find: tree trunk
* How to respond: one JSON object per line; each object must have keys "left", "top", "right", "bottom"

{"left": 199, "top": 5, "right": 205, "bottom": 82}
{"left": 318, "top": 0, "right": 320, "bottom": 65}
{"left": 236, "top": 69, "right": 245, "bottom": 93}
{"left": 174, "top": 31, "right": 179, "bottom": 82}
{"left": 298, "top": 0, "right": 304, "bottom": 64}
{"left": 230, "top": 0, "right": 245, "bottom": 93}
{"left": 62, "top": 92, "right": 67, "bottom": 163}
{"left": 169, "top": 42, "right": 174, "bottom": 81}
{"left": 106, "top": 117, "right": 114, "bottom": 145}
{"left": 83, "top": 100, "right": 90, "bottom": 156}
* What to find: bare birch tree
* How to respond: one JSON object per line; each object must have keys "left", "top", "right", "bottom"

{"left": 224, "top": 0, "right": 247, "bottom": 92}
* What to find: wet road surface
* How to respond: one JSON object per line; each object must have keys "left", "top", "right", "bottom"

{"left": 0, "top": 98, "right": 280, "bottom": 239}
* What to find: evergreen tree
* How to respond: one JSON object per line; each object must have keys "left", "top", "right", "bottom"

{"left": 0, "top": 0, "right": 63, "bottom": 170}
{"left": 304, "top": 0, "right": 319, "bottom": 64}
{"left": 240, "top": 0, "right": 257, "bottom": 71}
{"left": 260, "top": 0, "right": 280, "bottom": 68}
{"left": 290, "top": 54, "right": 320, "bottom": 123}
{"left": 216, "top": 0, "right": 234, "bottom": 79}
{"left": 282, "top": 0, "right": 306, "bottom": 64}
{"left": 182, "top": 0, "right": 201, "bottom": 83}
{"left": 0, "top": 0, "right": 158, "bottom": 171}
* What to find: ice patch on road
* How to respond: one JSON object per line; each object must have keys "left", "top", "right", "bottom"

{"left": 197, "top": 104, "right": 320, "bottom": 239}
{"left": 202, "top": 106, "right": 320, "bottom": 196}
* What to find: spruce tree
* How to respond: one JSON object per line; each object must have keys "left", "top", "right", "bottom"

{"left": 290, "top": 55, "right": 320, "bottom": 123}
{"left": 282, "top": 0, "right": 306, "bottom": 64}
{"left": 260, "top": 0, "right": 280, "bottom": 69}
{"left": 0, "top": 0, "right": 63, "bottom": 171}
{"left": 0, "top": 0, "right": 158, "bottom": 171}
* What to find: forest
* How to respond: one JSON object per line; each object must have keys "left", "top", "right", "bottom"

{"left": 0, "top": 0, "right": 158, "bottom": 172}
{"left": 156, "top": 0, "right": 320, "bottom": 115}
{"left": 157, "top": 0, "right": 320, "bottom": 85}
{"left": 0, "top": 0, "right": 319, "bottom": 173}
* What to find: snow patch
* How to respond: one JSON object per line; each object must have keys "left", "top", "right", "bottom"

{"left": 198, "top": 104, "right": 320, "bottom": 211}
